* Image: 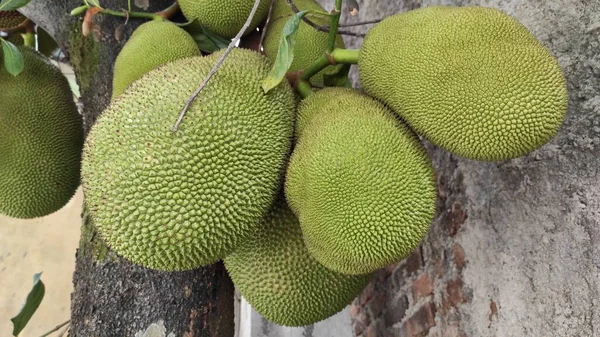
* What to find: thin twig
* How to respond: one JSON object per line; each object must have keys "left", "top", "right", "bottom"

{"left": 39, "top": 320, "right": 71, "bottom": 337}
{"left": 259, "top": 0, "right": 276, "bottom": 51}
{"left": 56, "top": 323, "right": 70, "bottom": 337}
{"left": 172, "top": 0, "right": 263, "bottom": 132}
{"left": 338, "top": 18, "right": 382, "bottom": 27}
{"left": 284, "top": 0, "right": 365, "bottom": 37}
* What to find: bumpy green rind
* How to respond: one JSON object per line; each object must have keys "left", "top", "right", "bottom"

{"left": 111, "top": 20, "right": 200, "bottom": 99}
{"left": 285, "top": 88, "right": 437, "bottom": 275}
{"left": 82, "top": 49, "right": 296, "bottom": 271}
{"left": 0, "top": 47, "right": 83, "bottom": 219}
{"left": 359, "top": 6, "right": 567, "bottom": 162}
{"left": 263, "top": 0, "right": 346, "bottom": 86}
{"left": 224, "top": 197, "right": 371, "bottom": 326}
{"left": 0, "top": 11, "right": 26, "bottom": 45}
{"left": 178, "top": 0, "right": 271, "bottom": 39}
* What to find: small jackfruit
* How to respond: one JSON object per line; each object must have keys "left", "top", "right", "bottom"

{"left": 178, "top": 0, "right": 271, "bottom": 39}
{"left": 359, "top": 6, "right": 567, "bottom": 161}
{"left": 285, "top": 88, "right": 436, "bottom": 275}
{"left": 82, "top": 48, "right": 296, "bottom": 271}
{"left": 263, "top": 0, "right": 346, "bottom": 86}
{"left": 111, "top": 20, "right": 200, "bottom": 99}
{"left": 224, "top": 197, "right": 371, "bottom": 326}
{"left": 0, "top": 47, "right": 83, "bottom": 219}
{"left": 0, "top": 11, "right": 26, "bottom": 45}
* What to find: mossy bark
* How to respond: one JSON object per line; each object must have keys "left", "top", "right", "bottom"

{"left": 20, "top": 1, "right": 235, "bottom": 336}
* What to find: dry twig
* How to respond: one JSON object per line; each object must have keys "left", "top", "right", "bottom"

{"left": 173, "top": 0, "right": 263, "bottom": 132}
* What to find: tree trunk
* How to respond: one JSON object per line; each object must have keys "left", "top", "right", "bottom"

{"left": 341, "top": 1, "right": 600, "bottom": 337}
{"left": 20, "top": 1, "right": 235, "bottom": 336}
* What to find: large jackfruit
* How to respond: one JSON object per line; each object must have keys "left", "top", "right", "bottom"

{"left": 285, "top": 88, "right": 436, "bottom": 275}
{"left": 111, "top": 20, "right": 200, "bottom": 99}
{"left": 178, "top": 0, "right": 271, "bottom": 39}
{"left": 82, "top": 48, "right": 296, "bottom": 271}
{"left": 224, "top": 197, "right": 371, "bottom": 326}
{"left": 0, "top": 47, "right": 83, "bottom": 219}
{"left": 359, "top": 6, "right": 567, "bottom": 161}
{"left": 263, "top": 0, "right": 346, "bottom": 86}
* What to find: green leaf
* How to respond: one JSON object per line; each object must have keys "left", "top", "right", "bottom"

{"left": 261, "top": 10, "right": 307, "bottom": 93}
{"left": 323, "top": 63, "right": 351, "bottom": 87}
{"left": 181, "top": 20, "right": 229, "bottom": 53}
{"left": 1, "top": 38, "right": 24, "bottom": 76}
{"left": 0, "top": 0, "right": 32, "bottom": 11}
{"left": 11, "top": 273, "right": 45, "bottom": 336}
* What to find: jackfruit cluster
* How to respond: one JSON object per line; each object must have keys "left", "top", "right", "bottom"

{"left": 14, "top": 2, "right": 563, "bottom": 328}
{"left": 263, "top": 0, "right": 347, "bottom": 86}
{"left": 83, "top": 49, "right": 296, "bottom": 271}
{"left": 359, "top": 6, "right": 567, "bottom": 161}
{"left": 0, "top": 46, "right": 83, "bottom": 219}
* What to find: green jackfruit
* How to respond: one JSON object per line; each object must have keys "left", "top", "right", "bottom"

{"left": 179, "top": 0, "right": 271, "bottom": 39}
{"left": 263, "top": 0, "right": 346, "bottom": 86}
{"left": 82, "top": 48, "right": 296, "bottom": 271}
{"left": 359, "top": 6, "right": 567, "bottom": 161}
{"left": 285, "top": 88, "right": 436, "bottom": 275}
{"left": 0, "top": 12, "right": 58, "bottom": 56}
{"left": 111, "top": 20, "right": 200, "bottom": 99}
{"left": 224, "top": 197, "right": 371, "bottom": 326}
{"left": 0, "top": 11, "right": 26, "bottom": 45}
{"left": 0, "top": 47, "right": 83, "bottom": 219}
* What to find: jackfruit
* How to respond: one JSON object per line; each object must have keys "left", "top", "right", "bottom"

{"left": 224, "top": 196, "right": 371, "bottom": 326}
{"left": 0, "top": 47, "right": 83, "bottom": 219}
{"left": 111, "top": 20, "right": 200, "bottom": 99}
{"left": 0, "top": 11, "right": 26, "bottom": 45}
{"left": 82, "top": 48, "right": 296, "bottom": 271}
{"left": 263, "top": 0, "right": 346, "bottom": 86}
{"left": 178, "top": 0, "right": 271, "bottom": 39}
{"left": 359, "top": 6, "right": 567, "bottom": 161}
{"left": 285, "top": 88, "right": 436, "bottom": 275}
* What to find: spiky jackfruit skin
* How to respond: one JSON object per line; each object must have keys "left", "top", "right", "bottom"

{"left": 111, "top": 21, "right": 200, "bottom": 99}
{"left": 0, "top": 11, "right": 26, "bottom": 45}
{"left": 0, "top": 47, "right": 83, "bottom": 219}
{"left": 179, "top": 0, "right": 271, "bottom": 39}
{"left": 285, "top": 88, "right": 436, "bottom": 275}
{"left": 263, "top": 0, "right": 346, "bottom": 86}
{"left": 359, "top": 6, "right": 567, "bottom": 162}
{"left": 224, "top": 197, "right": 371, "bottom": 326}
{"left": 82, "top": 49, "right": 296, "bottom": 271}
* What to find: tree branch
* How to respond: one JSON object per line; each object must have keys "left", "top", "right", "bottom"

{"left": 173, "top": 0, "right": 263, "bottom": 131}
{"left": 285, "top": 0, "right": 365, "bottom": 37}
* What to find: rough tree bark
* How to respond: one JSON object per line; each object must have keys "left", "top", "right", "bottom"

{"left": 20, "top": 1, "right": 235, "bottom": 336}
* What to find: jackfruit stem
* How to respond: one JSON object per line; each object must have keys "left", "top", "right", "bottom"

{"left": 299, "top": 48, "right": 359, "bottom": 82}
{"left": 22, "top": 32, "right": 35, "bottom": 47}
{"left": 297, "top": 80, "right": 313, "bottom": 98}
{"left": 99, "top": 9, "right": 164, "bottom": 21}
{"left": 327, "top": 0, "right": 342, "bottom": 53}
{"left": 70, "top": 4, "right": 165, "bottom": 21}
